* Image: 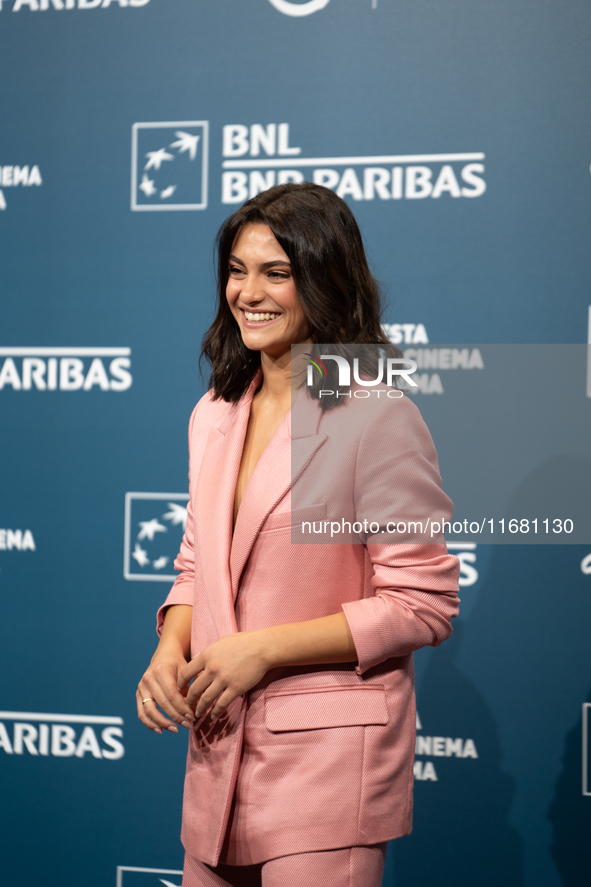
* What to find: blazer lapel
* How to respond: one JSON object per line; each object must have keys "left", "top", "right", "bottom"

{"left": 229, "top": 388, "right": 327, "bottom": 599}
{"left": 195, "top": 372, "right": 261, "bottom": 638}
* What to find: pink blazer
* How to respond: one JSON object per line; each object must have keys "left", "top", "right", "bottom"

{"left": 157, "top": 368, "right": 460, "bottom": 867}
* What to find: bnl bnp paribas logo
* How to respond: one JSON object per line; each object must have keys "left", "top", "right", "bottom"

{"left": 0, "top": 347, "right": 132, "bottom": 391}
{"left": 131, "top": 122, "right": 208, "bottom": 211}
{"left": 131, "top": 121, "right": 486, "bottom": 211}
{"left": 0, "top": 711, "right": 124, "bottom": 759}
{"left": 124, "top": 492, "right": 188, "bottom": 581}
{"left": 2, "top": 0, "right": 150, "bottom": 12}
{"left": 221, "top": 123, "right": 486, "bottom": 205}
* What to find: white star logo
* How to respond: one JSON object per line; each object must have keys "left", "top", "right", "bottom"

{"left": 152, "top": 556, "right": 169, "bottom": 570}
{"left": 169, "top": 131, "right": 200, "bottom": 160}
{"left": 138, "top": 173, "right": 157, "bottom": 197}
{"left": 144, "top": 147, "right": 174, "bottom": 171}
{"left": 131, "top": 543, "right": 150, "bottom": 567}
{"left": 160, "top": 185, "right": 177, "bottom": 200}
{"left": 137, "top": 518, "right": 167, "bottom": 541}
{"left": 163, "top": 502, "right": 188, "bottom": 529}
{"left": 159, "top": 881, "right": 181, "bottom": 887}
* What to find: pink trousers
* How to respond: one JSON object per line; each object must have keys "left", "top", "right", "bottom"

{"left": 183, "top": 844, "right": 387, "bottom": 887}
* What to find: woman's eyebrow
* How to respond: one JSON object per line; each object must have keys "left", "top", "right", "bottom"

{"left": 228, "top": 256, "right": 291, "bottom": 270}
{"left": 260, "top": 260, "right": 291, "bottom": 270}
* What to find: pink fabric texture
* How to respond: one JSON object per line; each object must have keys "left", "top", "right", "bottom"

{"left": 157, "top": 370, "right": 460, "bottom": 868}
{"left": 182, "top": 844, "right": 388, "bottom": 887}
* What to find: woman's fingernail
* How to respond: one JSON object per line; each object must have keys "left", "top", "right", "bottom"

{"left": 167, "top": 725, "right": 178, "bottom": 733}
{"left": 181, "top": 720, "right": 192, "bottom": 729}
{"left": 154, "top": 728, "right": 162, "bottom": 735}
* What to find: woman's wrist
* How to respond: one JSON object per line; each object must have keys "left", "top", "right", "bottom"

{"left": 253, "top": 626, "right": 283, "bottom": 671}
{"left": 252, "top": 623, "right": 312, "bottom": 671}
{"left": 158, "top": 604, "right": 193, "bottom": 661}
{"left": 152, "top": 635, "right": 189, "bottom": 663}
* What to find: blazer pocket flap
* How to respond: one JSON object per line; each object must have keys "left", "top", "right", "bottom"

{"left": 260, "top": 502, "right": 326, "bottom": 532}
{"left": 265, "top": 685, "right": 388, "bottom": 731}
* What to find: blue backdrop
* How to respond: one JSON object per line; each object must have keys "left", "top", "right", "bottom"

{"left": 1, "top": 2, "right": 590, "bottom": 886}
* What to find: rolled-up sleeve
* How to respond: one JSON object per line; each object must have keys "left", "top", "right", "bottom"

{"left": 341, "top": 395, "right": 460, "bottom": 674}
{"left": 342, "top": 544, "right": 459, "bottom": 673}
{"left": 155, "top": 405, "right": 199, "bottom": 636}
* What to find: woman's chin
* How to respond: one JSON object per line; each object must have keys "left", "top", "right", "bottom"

{"left": 239, "top": 330, "right": 287, "bottom": 354}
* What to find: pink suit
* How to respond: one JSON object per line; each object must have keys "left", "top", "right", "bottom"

{"left": 157, "top": 369, "right": 460, "bottom": 871}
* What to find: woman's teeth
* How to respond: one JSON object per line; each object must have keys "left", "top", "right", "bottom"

{"left": 244, "top": 311, "right": 280, "bottom": 322}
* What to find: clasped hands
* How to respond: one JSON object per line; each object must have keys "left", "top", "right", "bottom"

{"left": 137, "top": 630, "right": 271, "bottom": 735}
{"left": 137, "top": 610, "right": 355, "bottom": 734}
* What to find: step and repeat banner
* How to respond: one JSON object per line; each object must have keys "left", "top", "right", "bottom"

{"left": 1, "top": 2, "right": 590, "bottom": 886}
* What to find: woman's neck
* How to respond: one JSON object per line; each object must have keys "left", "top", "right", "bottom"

{"left": 256, "top": 340, "right": 312, "bottom": 406}
{"left": 256, "top": 350, "right": 294, "bottom": 409}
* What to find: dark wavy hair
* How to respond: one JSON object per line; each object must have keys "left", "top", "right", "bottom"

{"left": 200, "top": 182, "right": 397, "bottom": 404}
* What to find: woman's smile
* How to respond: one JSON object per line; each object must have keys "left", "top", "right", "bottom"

{"left": 240, "top": 308, "right": 282, "bottom": 326}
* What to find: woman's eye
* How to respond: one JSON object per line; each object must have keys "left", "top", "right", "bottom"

{"left": 229, "top": 265, "right": 245, "bottom": 276}
{"left": 268, "top": 271, "right": 289, "bottom": 280}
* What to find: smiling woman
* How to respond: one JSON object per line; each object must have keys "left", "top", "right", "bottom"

{"left": 136, "top": 183, "right": 460, "bottom": 887}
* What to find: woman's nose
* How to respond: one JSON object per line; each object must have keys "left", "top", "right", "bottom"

{"left": 239, "top": 276, "right": 264, "bottom": 303}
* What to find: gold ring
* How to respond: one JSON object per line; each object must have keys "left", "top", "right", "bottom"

{"left": 142, "top": 697, "right": 155, "bottom": 705}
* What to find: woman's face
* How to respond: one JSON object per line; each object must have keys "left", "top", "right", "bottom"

{"left": 226, "top": 222, "right": 311, "bottom": 359}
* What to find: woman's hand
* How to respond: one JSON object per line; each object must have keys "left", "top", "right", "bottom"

{"left": 136, "top": 604, "right": 195, "bottom": 735}
{"left": 178, "top": 614, "right": 357, "bottom": 720}
{"left": 137, "top": 646, "right": 196, "bottom": 734}
{"left": 178, "top": 631, "right": 270, "bottom": 720}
